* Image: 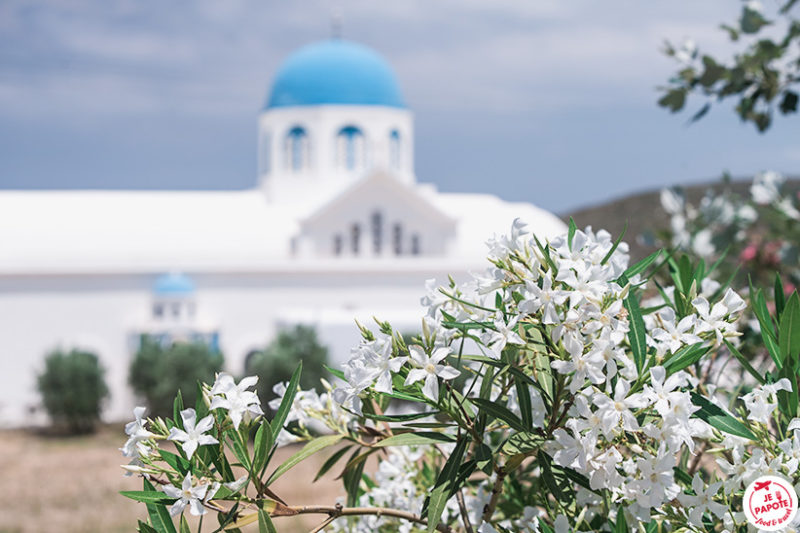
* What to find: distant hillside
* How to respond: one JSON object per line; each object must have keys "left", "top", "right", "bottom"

{"left": 562, "top": 178, "right": 800, "bottom": 261}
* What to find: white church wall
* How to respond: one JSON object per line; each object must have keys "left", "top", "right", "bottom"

{"left": 0, "top": 266, "right": 475, "bottom": 427}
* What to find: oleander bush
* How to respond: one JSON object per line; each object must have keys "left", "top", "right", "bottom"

{"left": 120, "top": 220, "right": 800, "bottom": 532}
{"left": 37, "top": 348, "right": 108, "bottom": 434}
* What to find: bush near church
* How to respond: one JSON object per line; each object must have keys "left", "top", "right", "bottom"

{"left": 245, "top": 324, "right": 329, "bottom": 411}
{"left": 37, "top": 348, "right": 108, "bottom": 434}
{"left": 129, "top": 338, "right": 223, "bottom": 418}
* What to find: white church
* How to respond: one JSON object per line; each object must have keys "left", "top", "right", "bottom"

{"left": 0, "top": 38, "right": 566, "bottom": 426}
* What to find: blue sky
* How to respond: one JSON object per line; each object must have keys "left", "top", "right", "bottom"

{"left": 1, "top": 0, "right": 799, "bottom": 214}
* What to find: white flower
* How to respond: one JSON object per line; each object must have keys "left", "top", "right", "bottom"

{"left": 551, "top": 347, "right": 605, "bottom": 394}
{"left": 162, "top": 472, "right": 212, "bottom": 516}
{"left": 592, "top": 379, "right": 644, "bottom": 438}
{"left": 677, "top": 474, "right": 726, "bottom": 527}
{"left": 751, "top": 170, "right": 784, "bottom": 205}
{"left": 168, "top": 408, "right": 218, "bottom": 459}
{"left": 519, "top": 275, "right": 568, "bottom": 325}
{"left": 651, "top": 308, "right": 701, "bottom": 354}
{"left": 362, "top": 338, "right": 408, "bottom": 394}
{"left": 404, "top": 346, "right": 460, "bottom": 402}
{"left": 482, "top": 315, "right": 524, "bottom": 359}
{"left": 120, "top": 406, "right": 156, "bottom": 459}
{"left": 209, "top": 373, "right": 264, "bottom": 430}
{"left": 741, "top": 379, "right": 792, "bottom": 424}
{"left": 661, "top": 187, "right": 685, "bottom": 214}
{"left": 639, "top": 366, "right": 689, "bottom": 418}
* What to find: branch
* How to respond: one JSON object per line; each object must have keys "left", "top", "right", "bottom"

{"left": 284, "top": 504, "right": 454, "bottom": 533}
{"left": 481, "top": 465, "right": 507, "bottom": 524}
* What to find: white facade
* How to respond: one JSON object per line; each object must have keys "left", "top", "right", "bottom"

{"left": 0, "top": 39, "right": 567, "bottom": 427}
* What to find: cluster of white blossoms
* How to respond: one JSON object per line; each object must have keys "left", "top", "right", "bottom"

{"left": 121, "top": 372, "right": 266, "bottom": 517}
{"left": 122, "top": 219, "right": 800, "bottom": 533}
{"left": 320, "top": 219, "right": 768, "bottom": 531}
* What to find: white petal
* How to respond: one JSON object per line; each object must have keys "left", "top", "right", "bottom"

{"left": 422, "top": 374, "right": 439, "bottom": 402}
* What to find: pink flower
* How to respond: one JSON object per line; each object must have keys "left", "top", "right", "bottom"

{"left": 739, "top": 244, "right": 757, "bottom": 262}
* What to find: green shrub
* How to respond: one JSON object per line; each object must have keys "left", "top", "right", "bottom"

{"left": 129, "top": 338, "right": 223, "bottom": 417}
{"left": 37, "top": 348, "right": 109, "bottom": 434}
{"left": 245, "top": 325, "right": 329, "bottom": 410}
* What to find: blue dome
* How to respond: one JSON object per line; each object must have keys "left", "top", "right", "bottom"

{"left": 267, "top": 40, "right": 405, "bottom": 109}
{"left": 153, "top": 273, "right": 195, "bottom": 296}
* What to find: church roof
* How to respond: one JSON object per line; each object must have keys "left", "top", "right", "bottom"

{"left": 0, "top": 187, "right": 566, "bottom": 274}
{"left": 266, "top": 39, "right": 405, "bottom": 109}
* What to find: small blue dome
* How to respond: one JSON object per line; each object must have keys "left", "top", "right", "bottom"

{"left": 267, "top": 39, "right": 405, "bottom": 109}
{"left": 153, "top": 273, "right": 195, "bottom": 296}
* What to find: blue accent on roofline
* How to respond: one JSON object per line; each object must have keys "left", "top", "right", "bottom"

{"left": 266, "top": 39, "right": 405, "bottom": 109}
{"left": 153, "top": 273, "right": 195, "bottom": 296}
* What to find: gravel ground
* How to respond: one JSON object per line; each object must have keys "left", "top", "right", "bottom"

{"left": 0, "top": 425, "right": 345, "bottom": 533}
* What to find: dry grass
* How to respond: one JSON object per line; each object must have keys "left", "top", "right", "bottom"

{"left": 0, "top": 425, "right": 346, "bottom": 533}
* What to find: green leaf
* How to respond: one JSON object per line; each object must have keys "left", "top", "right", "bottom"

{"left": 173, "top": 390, "right": 184, "bottom": 430}
{"left": 314, "top": 445, "right": 352, "bottom": 482}
{"left": 271, "top": 362, "right": 302, "bottom": 441}
{"left": 775, "top": 274, "right": 787, "bottom": 318}
{"left": 620, "top": 250, "right": 661, "bottom": 281}
{"left": 615, "top": 506, "right": 628, "bottom": 533}
{"left": 138, "top": 521, "right": 160, "bottom": 533}
{"left": 253, "top": 418, "right": 274, "bottom": 479}
{"left": 601, "top": 223, "right": 627, "bottom": 265}
{"left": 374, "top": 431, "right": 456, "bottom": 448}
{"left": 120, "top": 490, "right": 175, "bottom": 505}
{"left": 515, "top": 376, "right": 533, "bottom": 429}
{"left": 225, "top": 429, "right": 251, "bottom": 470}
{"left": 751, "top": 285, "right": 782, "bottom": 368}
{"left": 179, "top": 515, "right": 191, "bottom": 533}
{"left": 658, "top": 88, "right": 687, "bottom": 112}
{"left": 502, "top": 431, "right": 545, "bottom": 455}
{"left": 777, "top": 363, "right": 798, "bottom": 419}
{"left": 663, "top": 342, "right": 709, "bottom": 373}
{"left": 158, "top": 449, "right": 190, "bottom": 475}
{"left": 342, "top": 449, "right": 366, "bottom": 507}
{"left": 258, "top": 509, "right": 278, "bottom": 533}
{"left": 426, "top": 437, "right": 468, "bottom": 533}
{"left": 567, "top": 217, "right": 577, "bottom": 250}
{"left": 624, "top": 292, "right": 647, "bottom": 373}
{"left": 779, "top": 292, "right": 800, "bottom": 369}
{"left": 690, "top": 392, "right": 756, "bottom": 440}
{"left": 724, "top": 340, "right": 765, "bottom": 385}
{"left": 267, "top": 434, "right": 343, "bottom": 485}
{"left": 471, "top": 398, "right": 526, "bottom": 432}
{"left": 143, "top": 479, "right": 177, "bottom": 533}
{"left": 361, "top": 410, "right": 439, "bottom": 422}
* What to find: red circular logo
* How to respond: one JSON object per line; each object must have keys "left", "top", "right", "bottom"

{"left": 744, "top": 475, "right": 798, "bottom": 530}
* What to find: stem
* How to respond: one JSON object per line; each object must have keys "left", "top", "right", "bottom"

{"left": 284, "top": 505, "right": 454, "bottom": 533}
{"left": 456, "top": 489, "right": 475, "bottom": 533}
{"left": 481, "top": 465, "right": 507, "bottom": 524}
{"left": 687, "top": 441, "right": 709, "bottom": 476}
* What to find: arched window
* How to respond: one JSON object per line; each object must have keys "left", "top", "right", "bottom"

{"left": 389, "top": 130, "right": 401, "bottom": 170}
{"left": 411, "top": 233, "right": 421, "bottom": 256}
{"left": 336, "top": 125, "right": 365, "bottom": 171}
{"left": 351, "top": 223, "right": 361, "bottom": 255}
{"left": 371, "top": 211, "right": 383, "bottom": 254}
{"left": 393, "top": 223, "right": 403, "bottom": 255}
{"left": 285, "top": 126, "right": 309, "bottom": 172}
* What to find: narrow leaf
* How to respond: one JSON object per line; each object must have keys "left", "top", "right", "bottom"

{"left": 471, "top": 398, "right": 526, "bottom": 432}
{"left": 690, "top": 392, "right": 755, "bottom": 440}
{"left": 257, "top": 509, "right": 278, "bottom": 533}
{"left": 624, "top": 293, "right": 647, "bottom": 373}
{"left": 271, "top": 362, "right": 302, "bottom": 441}
{"left": 267, "top": 434, "right": 343, "bottom": 485}
{"left": 374, "top": 431, "right": 456, "bottom": 448}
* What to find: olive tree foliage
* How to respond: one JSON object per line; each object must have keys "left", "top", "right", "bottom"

{"left": 129, "top": 338, "right": 224, "bottom": 418}
{"left": 660, "top": 0, "right": 800, "bottom": 131}
{"left": 37, "top": 348, "right": 109, "bottom": 434}
{"left": 244, "top": 325, "right": 329, "bottom": 410}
